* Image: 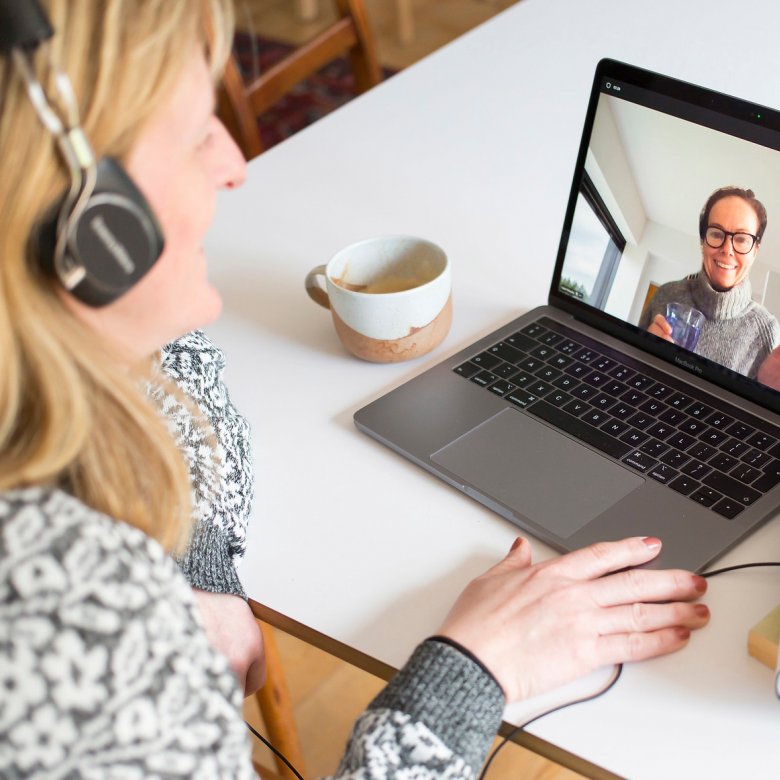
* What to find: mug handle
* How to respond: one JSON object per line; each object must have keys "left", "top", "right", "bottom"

{"left": 305, "top": 265, "right": 330, "bottom": 309}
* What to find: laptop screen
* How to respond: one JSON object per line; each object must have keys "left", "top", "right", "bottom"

{"left": 550, "top": 59, "right": 780, "bottom": 414}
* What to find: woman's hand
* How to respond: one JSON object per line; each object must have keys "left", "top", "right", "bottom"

{"left": 192, "top": 589, "right": 266, "bottom": 696}
{"left": 757, "top": 344, "right": 780, "bottom": 391}
{"left": 648, "top": 313, "right": 674, "bottom": 342}
{"left": 437, "top": 536, "right": 709, "bottom": 702}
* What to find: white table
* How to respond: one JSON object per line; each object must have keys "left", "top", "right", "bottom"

{"left": 205, "top": 1, "right": 780, "bottom": 776}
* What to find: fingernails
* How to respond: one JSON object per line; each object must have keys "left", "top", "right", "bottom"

{"left": 693, "top": 575, "right": 707, "bottom": 594}
{"left": 676, "top": 626, "right": 691, "bottom": 641}
{"left": 641, "top": 536, "right": 662, "bottom": 550}
{"left": 510, "top": 537, "right": 524, "bottom": 552}
{"left": 694, "top": 603, "right": 710, "bottom": 619}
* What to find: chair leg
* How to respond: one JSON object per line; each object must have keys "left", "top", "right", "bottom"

{"left": 337, "top": 0, "right": 383, "bottom": 92}
{"left": 254, "top": 622, "right": 307, "bottom": 780}
{"left": 294, "top": 0, "right": 319, "bottom": 22}
{"left": 396, "top": 0, "right": 415, "bottom": 46}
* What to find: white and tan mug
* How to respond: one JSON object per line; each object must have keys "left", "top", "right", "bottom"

{"left": 305, "top": 235, "right": 452, "bottom": 362}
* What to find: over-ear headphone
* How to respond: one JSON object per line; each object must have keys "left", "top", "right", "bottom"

{"left": 0, "top": 0, "right": 164, "bottom": 307}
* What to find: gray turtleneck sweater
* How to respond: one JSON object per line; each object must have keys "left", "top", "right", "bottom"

{"left": 638, "top": 271, "right": 780, "bottom": 378}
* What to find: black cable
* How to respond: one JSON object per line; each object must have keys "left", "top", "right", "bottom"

{"left": 245, "top": 720, "right": 306, "bottom": 780}
{"left": 478, "top": 663, "right": 624, "bottom": 780}
{"left": 702, "top": 561, "right": 780, "bottom": 578}
{"left": 479, "top": 561, "right": 780, "bottom": 778}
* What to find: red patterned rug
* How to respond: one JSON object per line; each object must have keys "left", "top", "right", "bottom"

{"left": 233, "top": 31, "right": 397, "bottom": 151}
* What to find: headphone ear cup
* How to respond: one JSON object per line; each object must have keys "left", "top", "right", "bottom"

{"left": 62, "top": 158, "right": 164, "bottom": 307}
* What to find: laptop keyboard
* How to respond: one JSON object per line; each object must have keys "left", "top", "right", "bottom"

{"left": 454, "top": 316, "right": 780, "bottom": 520}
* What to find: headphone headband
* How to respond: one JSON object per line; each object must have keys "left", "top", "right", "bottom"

{"left": 0, "top": 0, "right": 53, "bottom": 53}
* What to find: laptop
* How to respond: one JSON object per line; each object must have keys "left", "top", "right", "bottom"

{"left": 354, "top": 58, "right": 780, "bottom": 572}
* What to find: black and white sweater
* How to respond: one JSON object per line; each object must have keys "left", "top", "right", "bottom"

{"left": 0, "top": 332, "right": 505, "bottom": 776}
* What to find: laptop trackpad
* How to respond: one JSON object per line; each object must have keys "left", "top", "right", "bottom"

{"left": 431, "top": 408, "right": 643, "bottom": 538}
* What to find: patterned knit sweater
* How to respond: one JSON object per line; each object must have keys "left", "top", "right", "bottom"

{"left": 0, "top": 332, "right": 505, "bottom": 777}
{"left": 639, "top": 271, "right": 780, "bottom": 378}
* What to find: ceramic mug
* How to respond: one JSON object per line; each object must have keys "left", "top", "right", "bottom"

{"left": 305, "top": 235, "right": 452, "bottom": 362}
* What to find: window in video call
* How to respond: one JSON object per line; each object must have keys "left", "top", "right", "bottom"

{"left": 558, "top": 81, "right": 780, "bottom": 391}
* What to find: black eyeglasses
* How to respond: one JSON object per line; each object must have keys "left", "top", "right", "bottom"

{"left": 704, "top": 225, "right": 759, "bottom": 254}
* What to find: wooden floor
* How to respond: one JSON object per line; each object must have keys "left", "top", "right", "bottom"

{"left": 244, "top": 627, "right": 586, "bottom": 779}
{"left": 238, "top": 2, "right": 584, "bottom": 778}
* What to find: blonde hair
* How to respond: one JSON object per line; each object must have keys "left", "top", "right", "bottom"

{"left": 0, "top": 0, "right": 234, "bottom": 550}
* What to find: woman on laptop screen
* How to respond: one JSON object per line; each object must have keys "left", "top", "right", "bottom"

{"left": 641, "top": 186, "right": 780, "bottom": 383}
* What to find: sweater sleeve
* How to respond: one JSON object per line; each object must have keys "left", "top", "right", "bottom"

{"left": 156, "top": 331, "right": 254, "bottom": 598}
{"left": 330, "top": 639, "right": 505, "bottom": 779}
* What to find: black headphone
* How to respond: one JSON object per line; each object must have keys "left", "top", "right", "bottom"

{"left": 0, "top": 0, "right": 164, "bottom": 307}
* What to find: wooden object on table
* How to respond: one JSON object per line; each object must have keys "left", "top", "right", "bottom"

{"left": 218, "top": 0, "right": 381, "bottom": 159}
{"left": 748, "top": 603, "right": 780, "bottom": 669}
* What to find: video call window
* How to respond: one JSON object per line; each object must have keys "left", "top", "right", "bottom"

{"left": 558, "top": 88, "right": 780, "bottom": 384}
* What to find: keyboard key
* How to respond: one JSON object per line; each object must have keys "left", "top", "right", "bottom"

{"left": 602, "top": 380, "right": 627, "bottom": 397}
{"left": 535, "top": 365, "right": 562, "bottom": 382}
{"left": 506, "top": 332, "right": 537, "bottom": 351}
{"left": 506, "top": 390, "right": 538, "bottom": 408}
{"left": 518, "top": 356, "right": 544, "bottom": 372}
{"left": 747, "top": 431, "right": 777, "bottom": 451}
{"left": 610, "top": 403, "right": 634, "bottom": 420}
{"left": 552, "top": 375, "right": 578, "bottom": 392}
{"left": 649, "top": 463, "right": 677, "bottom": 484}
{"left": 519, "top": 323, "right": 546, "bottom": 338}
{"left": 557, "top": 339, "right": 581, "bottom": 355}
{"left": 471, "top": 370, "right": 497, "bottom": 387}
{"left": 584, "top": 372, "right": 610, "bottom": 387}
{"left": 687, "top": 402, "right": 713, "bottom": 419}
{"left": 679, "top": 419, "right": 707, "bottom": 436}
{"left": 719, "top": 438, "right": 750, "bottom": 457}
{"left": 667, "top": 432, "right": 696, "bottom": 451}
{"left": 528, "top": 400, "right": 632, "bottom": 460}
{"left": 730, "top": 464, "right": 761, "bottom": 484}
{"left": 705, "top": 411, "right": 734, "bottom": 429}
{"left": 699, "top": 428, "right": 729, "bottom": 446}
{"left": 511, "top": 371, "right": 534, "bottom": 387}
{"left": 575, "top": 348, "right": 600, "bottom": 363}
{"left": 623, "top": 450, "right": 656, "bottom": 473}
{"left": 640, "top": 439, "right": 669, "bottom": 458}
{"left": 627, "top": 412, "right": 654, "bottom": 430}
{"left": 601, "top": 418, "right": 630, "bottom": 437}
{"left": 572, "top": 384, "right": 598, "bottom": 401}
{"left": 563, "top": 399, "right": 589, "bottom": 416}
{"left": 548, "top": 354, "right": 573, "bottom": 370}
{"left": 472, "top": 352, "right": 502, "bottom": 370}
{"left": 649, "top": 383, "right": 673, "bottom": 400}
{"left": 702, "top": 471, "right": 761, "bottom": 505}
{"left": 530, "top": 345, "right": 555, "bottom": 360}
{"left": 659, "top": 408, "right": 686, "bottom": 425}
{"left": 667, "top": 393, "right": 692, "bottom": 410}
{"left": 639, "top": 399, "right": 664, "bottom": 416}
{"left": 690, "top": 486, "right": 721, "bottom": 507}
{"left": 726, "top": 421, "right": 754, "bottom": 440}
{"left": 583, "top": 409, "right": 610, "bottom": 426}
{"left": 493, "top": 362, "right": 520, "bottom": 379}
{"left": 565, "top": 362, "right": 592, "bottom": 379}
{"left": 660, "top": 450, "right": 689, "bottom": 469}
{"left": 455, "top": 362, "right": 480, "bottom": 379}
{"left": 647, "top": 421, "right": 674, "bottom": 440}
{"left": 752, "top": 470, "right": 780, "bottom": 493}
{"left": 712, "top": 497, "right": 744, "bottom": 519}
{"left": 669, "top": 475, "right": 698, "bottom": 495}
{"left": 688, "top": 442, "right": 717, "bottom": 461}
{"left": 628, "top": 374, "right": 655, "bottom": 391}
{"left": 741, "top": 449, "right": 773, "bottom": 468}
{"left": 620, "top": 429, "right": 649, "bottom": 447}
{"left": 489, "top": 342, "right": 525, "bottom": 364}
{"left": 593, "top": 356, "right": 616, "bottom": 372}
{"left": 621, "top": 389, "right": 645, "bottom": 406}
{"left": 681, "top": 461, "right": 711, "bottom": 480}
{"left": 610, "top": 365, "right": 635, "bottom": 382}
{"left": 528, "top": 380, "right": 554, "bottom": 397}
{"left": 591, "top": 393, "right": 617, "bottom": 411}
{"left": 539, "top": 331, "right": 563, "bottom": 347}
{"left": 488, "top": 380, "right": 518, "bottom": 397}
{"left": 710, "top": 453, "right": 738, "bottom": 473}
{"left": 546, "top": 390, "right": 571, "bottom": 408}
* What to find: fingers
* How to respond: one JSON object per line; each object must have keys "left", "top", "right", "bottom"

{"left": 598, "top": 625, "right": 695, "bottom": 665}
{"left": 590, "top": 567, "right": 707, "bottom": 607}
{"left": 543, "top": 536, "right": 663, "bottom": 581}
{"left": 648, "top": 314, "right": 673, "bottom": 341}
{"left": 597, "top": 600, "right": 710, "bottom": 636}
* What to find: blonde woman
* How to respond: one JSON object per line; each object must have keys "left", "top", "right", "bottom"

{"left": 0, "top": 1, "right": 709, "bottom": 775}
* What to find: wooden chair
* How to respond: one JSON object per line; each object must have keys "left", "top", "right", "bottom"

{"left": 249, "top": 621, "right": 307, "bottom": 780}
{"left": 219, "top": 0, "right": 382, "bottom": 159}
